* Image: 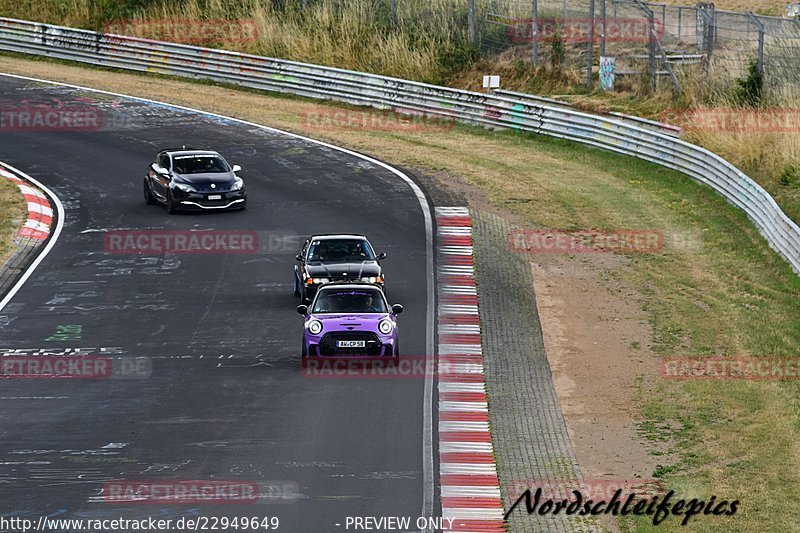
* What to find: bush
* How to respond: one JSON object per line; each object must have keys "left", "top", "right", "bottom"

{"left": 734, "top": 60, "right": 763, "bottom": 107}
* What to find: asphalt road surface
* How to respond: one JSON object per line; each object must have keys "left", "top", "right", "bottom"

{"left": 0, "top": 75, "right": 436, "bottom": 532}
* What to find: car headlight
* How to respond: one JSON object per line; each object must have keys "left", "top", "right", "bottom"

{"left": 378, "top": 319, "right": 393, "bottom": 334}
{"left": 172, "top": 182, "right": 196, "bottom": 193}
{"left": 306, "top": 319, "right": 323, "bottom": 335}
{"left": 361, "top": 276, "right": 383, "bottom": 283}
{"left": 312, "top": 278, "right": 330, "bottom": 285}
{"left": 230, "top": 177, "right": 244, "bottom": 191}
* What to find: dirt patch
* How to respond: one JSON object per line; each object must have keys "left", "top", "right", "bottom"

{"left": 532, "top": 254, "right": 668, "bottom": 480}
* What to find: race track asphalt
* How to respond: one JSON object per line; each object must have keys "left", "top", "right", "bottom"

{"left": 0, "top": 75, "right": 436, "bottom": 532}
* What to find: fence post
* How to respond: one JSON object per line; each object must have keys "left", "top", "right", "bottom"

{"left": 678, "top": 7, "right": 682, "bottom": 40}
{"left": 748, "top": 12, "right": 765, "bottom": 78}
{"left": 648, "top": 12, "right": 657, "bottom": 91}
{"left": 563, "top": 0, "right": 567, "bottom": 19}
{"left": 468, "top": 0, "right": 475, "bottom": 43}
{"left": 390, "top": 0, "right": 397, "bottom": 27}
{"left": 532, "top": 0, "right": 539, "bottom": 65}
{"left": 587, "top": 0, "right": 595, "bottom": 87}
{"left": 600, "top": 0, "right": 606, "bottom": 58}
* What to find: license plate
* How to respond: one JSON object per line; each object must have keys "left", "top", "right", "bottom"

{"left": 207, "top": 194, "right": 222, "bottom": 200}
{"left": 337, "top": 340, "right": 365, "bottom": 348}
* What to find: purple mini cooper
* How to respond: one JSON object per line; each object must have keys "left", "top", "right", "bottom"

{"left": 297, "top": 283, "right": 403, "bottom": 362}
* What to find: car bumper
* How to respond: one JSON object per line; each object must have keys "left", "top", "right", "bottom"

{"left": 303, "top": 332, "right": 397, "bottom": 358}
{"left": 303, "top": 281, "right": 384, "bottom": 300}
{"left": 174, "top": 189, "right": 247, "bottom": 210}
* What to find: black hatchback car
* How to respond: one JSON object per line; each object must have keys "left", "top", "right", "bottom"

{"left": 293, "top": 234, "right": 387, "bottom": 302}
{"left": 144, "top": 149, "right": 247, "bottom": 213}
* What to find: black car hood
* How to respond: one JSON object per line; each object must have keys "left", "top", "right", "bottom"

{"left": 173, "top": 171, "right": 236, "bottom": 186}
{"left": 305, "top": 261, "right": 381, "bottom": 278}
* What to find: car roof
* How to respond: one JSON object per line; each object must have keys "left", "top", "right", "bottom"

{"left": 308, "top": 234, "right": 367, "bottom": 241}
{"left": 160, "top": 149, "right": 221, "bottom": 157}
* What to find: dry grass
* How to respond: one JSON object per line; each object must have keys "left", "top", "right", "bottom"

{"left": 0, "top": 176, "right": 25, "bottom": 268}
{"left": 658, "top": 0, "right": 790, "bottom": 16}
{"left": 0, "top": 0, "right": 472, "bottom": 83}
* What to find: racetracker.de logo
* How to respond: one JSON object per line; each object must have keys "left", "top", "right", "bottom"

{"left": 102, "top": 19, "right": 260, "bottom": 45}
{"left": 508, "top": 478, "right": 665, "bottom": 501}
{"left": 104, "top": 230, "right": 259, "bottom": 255}
{"left": 303, "top": 108, "right": 456, "bottom": 133}
{"left": 508, "top": 18, "right": 663, "bottom": 43}
{"left": 508, "top": 229, "right": 664, "bottom": 254}
{"left": 302, "top": 356, "right": 452, "bottom": 379}
{"left": 662, "top": 108, "right": 800, "bottom": 133}
{"left": 101, "top": 480, "right": 299, "bottom": 504}
{"left": 0, "top": 98, "right": 102, "bottom": 132}
{"left": 660, "top": 356, "right": 800, "bottom": 381}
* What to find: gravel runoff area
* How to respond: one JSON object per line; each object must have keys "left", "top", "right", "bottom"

{"left": 472, "top": 210, "right": 597, "bottom": 532}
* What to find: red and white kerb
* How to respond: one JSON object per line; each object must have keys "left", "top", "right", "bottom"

{"left": 0, "top": 167, "right": 53, "bottom": 241}
{"left": 436, "top": 207, "right": 504, "bottom": 532}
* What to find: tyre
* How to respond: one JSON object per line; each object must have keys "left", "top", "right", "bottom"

{"left": 143, "top": 178, "right": 156, "bottom": 205}
{"left": 166, "top": 190, "right": 179, "bottom": 214}
{"left": 293, "top": 273, "right": 301, "bottom": 297}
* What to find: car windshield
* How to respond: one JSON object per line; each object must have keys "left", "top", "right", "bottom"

{"left": 312, "top": 289, "right": 387, "bottom": 314}
{"left": 172, "top": 155, "right": 229, "bottom": 174}
{"left": 308, "top": 239, "right": 375, "bottom": 261}
{"left": 307, "top": 239, "right": 375, "bottom": 262}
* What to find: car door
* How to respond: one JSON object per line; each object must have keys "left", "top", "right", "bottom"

{"left": 150, "top": 153, "right": 171, "bottom": 200}
{"left": 295, "top": 238, "right": 311, "bottom": 286}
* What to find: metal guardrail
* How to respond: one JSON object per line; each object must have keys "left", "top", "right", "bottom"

{"left": 493, "top": 89, "right": 683, "bottom": 137}
{"left": 0, "top": 17, "right": 798, "bottom": 275}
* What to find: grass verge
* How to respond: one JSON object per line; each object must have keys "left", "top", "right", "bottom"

{"left": 0, "top": 174, "right": 25, "bottom": 268}
{"left": 0, "top": 55, "right": 798, "bottom": 531}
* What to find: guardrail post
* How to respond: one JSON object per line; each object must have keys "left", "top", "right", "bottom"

{"left": 678, "top": 7, "right": 682, "bottom": 40}
{"left": 532, "top": 0, "right": 539, "bottom": 65}
{"left": 748, "top": 12, "right": 765, "bottom": 78}
{"left": 587, "top": 0, "right": 596, "bottom": 87}
{"left": 390, "top": 0, "right": 397, "bottom": 27}
{"left": 469, "top": 0, "right": 476, "bottom": 43}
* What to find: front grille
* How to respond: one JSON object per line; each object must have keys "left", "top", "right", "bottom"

{"left": 319, "top": 332, "right": 382, "bottom": 356}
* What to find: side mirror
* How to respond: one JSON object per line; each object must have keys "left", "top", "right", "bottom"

{"left": 151, "top": 163, "right": 169, "bottom": 176}
{"left": 392, "top": 304, "right": 403, "bottom": 315}
{"left": 231, "top": 164, "right": 242, "bottom": 173}
{"left": 377, "top": 252, "right": 387, "bottom": 260}
{"left": 296, "top": 305, "right": 308, "bottom": 315}
{"left": 295, "top": 254, "right": 304, "bottom": 262}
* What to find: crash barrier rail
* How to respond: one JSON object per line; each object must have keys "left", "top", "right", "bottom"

{"left": 0, "top": 17, "right": 798, "bottom": 275}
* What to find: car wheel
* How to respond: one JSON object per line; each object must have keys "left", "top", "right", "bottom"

{"left": 166, "top": 190, "right": 179, "bottom": 214}
{"left": 143, "top": 178, "right": 156, "bottom": 205}
{"left": 293, "top": 273, "right": 301, "bottom": 297}
{"left": 300, "top": 341, "right": 308, "bottom": 368}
